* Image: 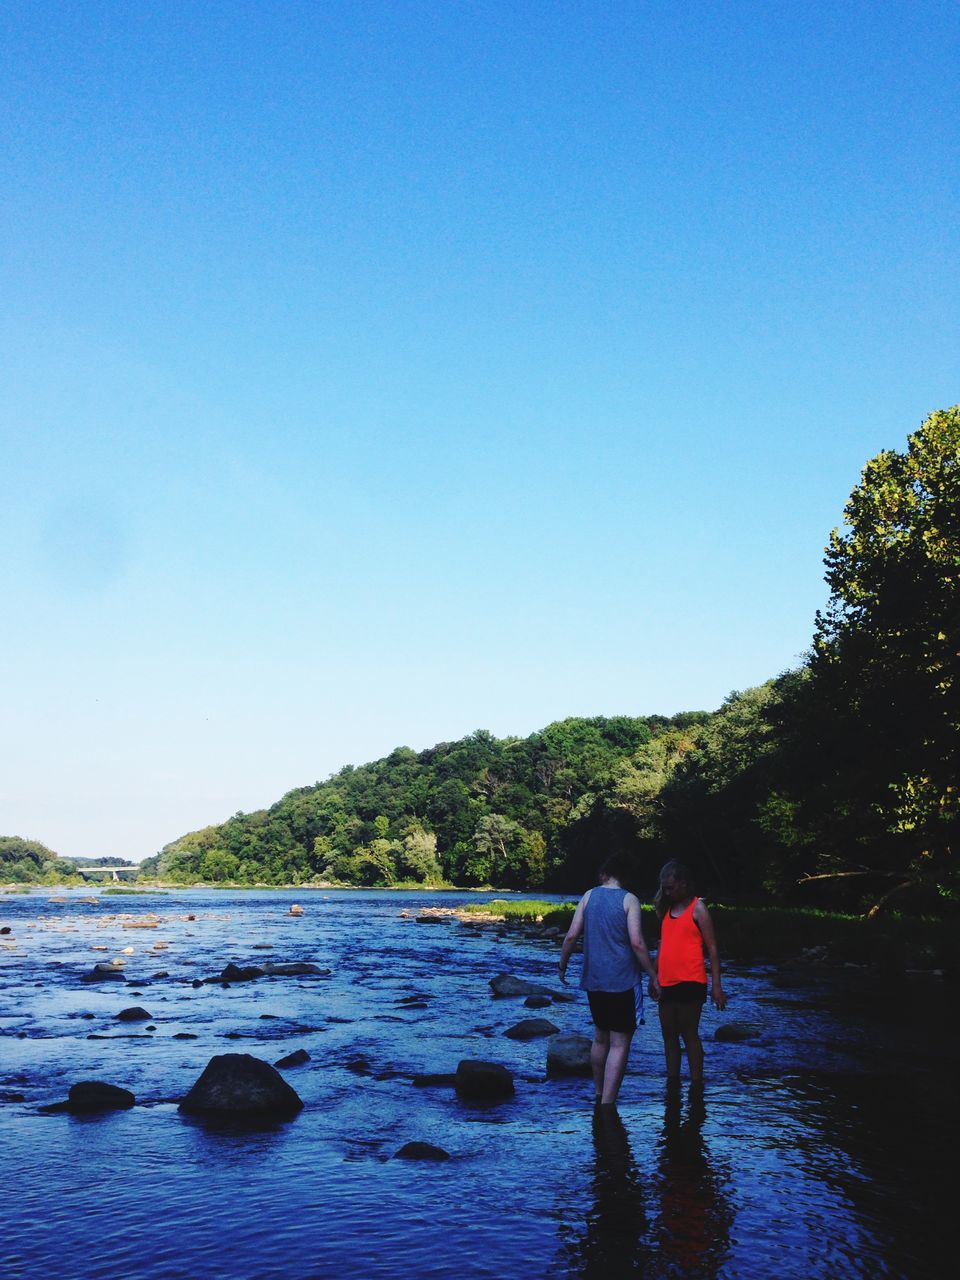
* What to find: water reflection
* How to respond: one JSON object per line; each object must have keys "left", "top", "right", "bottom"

{"left": 573, "top": 1105, "right": 649, "bottom": 1277}
{"left": 653, "top": 1082, "right": 732, "bottom": 1278}
{"left": 557, "top": 1084, "right": 733, "bottom": 1279}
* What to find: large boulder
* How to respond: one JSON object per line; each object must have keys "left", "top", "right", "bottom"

{"left": 179, "top": 1053, "right": 304, "bottom": 1119}
{"left": 454, "top": 1059, "right": 515, "bottom": 1101}
{"left": 546, "top": 1033, "right": 593, "bottom": 1077}
{"left": 505, "top": 1018, "right": 560, "bottom": 1040}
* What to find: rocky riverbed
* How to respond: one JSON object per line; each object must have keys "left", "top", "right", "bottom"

{"left": 1, "top": 887, "right": 955, "bottom": 1279}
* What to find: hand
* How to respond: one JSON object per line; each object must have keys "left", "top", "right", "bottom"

{"left": 712, "top": 986, "right": 727, "bottom": 1011}
{"left": 648, "top": 977, "right": 661, "bottom": 1001}
{"left": 558, "top": 963, "right": 568, "bottom": 986}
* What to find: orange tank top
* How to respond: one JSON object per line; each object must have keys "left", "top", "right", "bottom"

{"left": 658, "top": 898, "right": 706, "bottom": 986}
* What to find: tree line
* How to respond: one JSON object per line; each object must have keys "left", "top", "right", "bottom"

{"left": 8, "top": 408, "right": 957, "bottom": 914}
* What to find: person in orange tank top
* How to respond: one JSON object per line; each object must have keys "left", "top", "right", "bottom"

{"left": 652, "top": 860, "right": 727, "bottom": 1082}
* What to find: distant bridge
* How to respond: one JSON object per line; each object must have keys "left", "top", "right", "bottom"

{"left": 76, "top": 865, "right": 140, "bottom": 882}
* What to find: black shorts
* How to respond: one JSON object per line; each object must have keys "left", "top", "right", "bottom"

{"left": 587, "top": 988, "right": 638, "bottom": 1033}
{"left": 659, "top": 981, "right": 707, "bottom": 1005}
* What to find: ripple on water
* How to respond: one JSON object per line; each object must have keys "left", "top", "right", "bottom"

{"left": 1, "top": 887, "right": 955, "bottom": 1279}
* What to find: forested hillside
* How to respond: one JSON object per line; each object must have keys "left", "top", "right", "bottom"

{"left": 0, "top": 837, "right": 81, "bottom": 885}
{"left": 8, "top": 408, "right": 949, "bottom": 914}
{"left": 140, "top": 712, "right": 708, "bottom": 892}
{"left": 143, "top": 407, "right": 959, "bottom": 913}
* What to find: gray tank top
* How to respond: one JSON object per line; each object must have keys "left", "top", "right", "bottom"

{"left": 579, "top": 886, "right": 640, "bottom": 992}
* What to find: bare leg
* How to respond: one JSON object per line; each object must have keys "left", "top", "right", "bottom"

{"left": 676, "top": 1002, "right": 705, "bottom": 1081}
{"left": 591, "top": 1027, "right": 610, "bottom": 1101}
{"left": 658, "top": 1001, "right": 682, "bottom": 1078}
{"left": 600, "top": 1029, "right": 633, "bottom": 1104}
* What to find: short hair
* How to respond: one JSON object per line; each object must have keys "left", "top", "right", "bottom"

{"left": 598, "top": 853, "right": 631, "bottom": 883}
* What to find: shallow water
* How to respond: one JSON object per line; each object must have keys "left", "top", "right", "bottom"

{"left": 0, "top": 888, "right": 953, "bottom": 1279}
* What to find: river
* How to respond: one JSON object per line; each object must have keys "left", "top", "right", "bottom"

{"left": 0, "top": 887, "right": 953, "bottom": 1279}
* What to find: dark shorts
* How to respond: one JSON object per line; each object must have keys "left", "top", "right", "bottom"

{"left": 659, "top": 981, "right": 707, "bottom": 1005}
{"left": 587, "top": 988, "right": 638, "bottom": 1034}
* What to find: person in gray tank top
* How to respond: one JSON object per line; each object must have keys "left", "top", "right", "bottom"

{"left": 559, "top": 854, "right": 660, "bottom": 1107}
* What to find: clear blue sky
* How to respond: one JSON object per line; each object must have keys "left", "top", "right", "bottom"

{"left": 2, "top": 1, "right": 957, "bottom": 861}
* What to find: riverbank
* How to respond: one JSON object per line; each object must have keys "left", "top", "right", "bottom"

{"left": 5, "top": 881, "right": 955, "bottom": 973}
{"left": 453, "top": 898, "right": 958, "bottom": 973}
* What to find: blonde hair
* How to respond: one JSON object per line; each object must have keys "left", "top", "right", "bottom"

{"left": 654, "top": 859, "right": 694, "bottom": 920}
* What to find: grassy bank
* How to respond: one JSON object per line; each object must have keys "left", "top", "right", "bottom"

{"left": 462, "top": 899, "right": 957, "bottom": 971}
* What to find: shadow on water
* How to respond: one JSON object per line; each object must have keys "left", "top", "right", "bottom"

{"left": 652, "top": 1082, "right": 732, "bottom": 1279}
{"left": 557, "top": 1084, "right": 732, "bottom": 1279}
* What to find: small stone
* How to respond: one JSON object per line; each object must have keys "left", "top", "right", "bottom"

{"left": 714, "top": 1021, "right": 761, "bottom": 1043}
{"left": 116, "top": 1007, "right": 152, "bottom": 1022}
{"left": 82, "top": 963, "right": 126, "bottom": 983}
{"left": 411, "top": 1073, "right": 457, "bottom": 1088}
{"left": 505, "top": 1018, "right": 560, "bottom": 1040}
{"left": 395, "top": 1142, "right": 450, "bottom": 1161}
{"left": 261, "top": 961, "right": 324, "bottom": 976}
{"left": 191, "top": 979, "right": 203, "bottom": 989}
{"left": 415, "top": 915, "right": 445, "bottom": 924}
{"left": 524, "top": 995, "right": 552, "bottom": 1008}
{"left": 275, "top": 1049, "right": 310, "bottom": 1069}
{"left": 174, "top": 1032, "right": 198, "bottom": 1040}
{"left": 489, "top": 973, "right": 556, "bottom": 998}
{"left": 345, "top": 1056, "right": 372, "bottom": 1075}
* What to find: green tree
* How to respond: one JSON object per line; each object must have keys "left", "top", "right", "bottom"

{"left": 806, "top": 405, "right": 960, "bottom": 906}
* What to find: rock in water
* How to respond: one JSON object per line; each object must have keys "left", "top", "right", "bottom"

{"left": 81, "top": 963, "right": 126, "bottom": 983}
{"left": 546, "top": 1033, "right": 593, "bottom": 1077}
{"left": 179, "top": 1053, "right": 304, "bottom": 1119}
{"left": 714, "top": 1021, "right": 761, "bottom": 1042}
{"left": 454, "top": 1059, "right": 515, "bottom": 1101}
{"left": 66, "top": 1081, "right": 136, "bottom": 1113}
{"left": 489, "top": 973, "right": 559, "bottom": 998}
{"left": 116, "top": 1007, "right": 152, "bottom": 1022}
{"left": 275, "top": 1049, "right": 310, "bottom": 1068}
{"left": 261, "top": 961, "right": 325, "bottom": 976}
{"left": 220, "top": 963, "right": 265, "bottom": 983}
{"left": 505, "top": 1018, "right": 560, "bottom": 1040}
{"left": 524, "top": 995, "right": 552, "bottom": 1008}
{"left": 395, "top": 1142, "right": 450, "bottom": 1161}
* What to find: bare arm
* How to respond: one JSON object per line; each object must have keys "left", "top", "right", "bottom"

{"left": 626, "top": 894, "right": 660, "bottom": 997}
{"left": 693, "top": 899, "right": 727, "bottom": 1009}
{"left": 558, "top": 891, "right": 589, "bottom": 985}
